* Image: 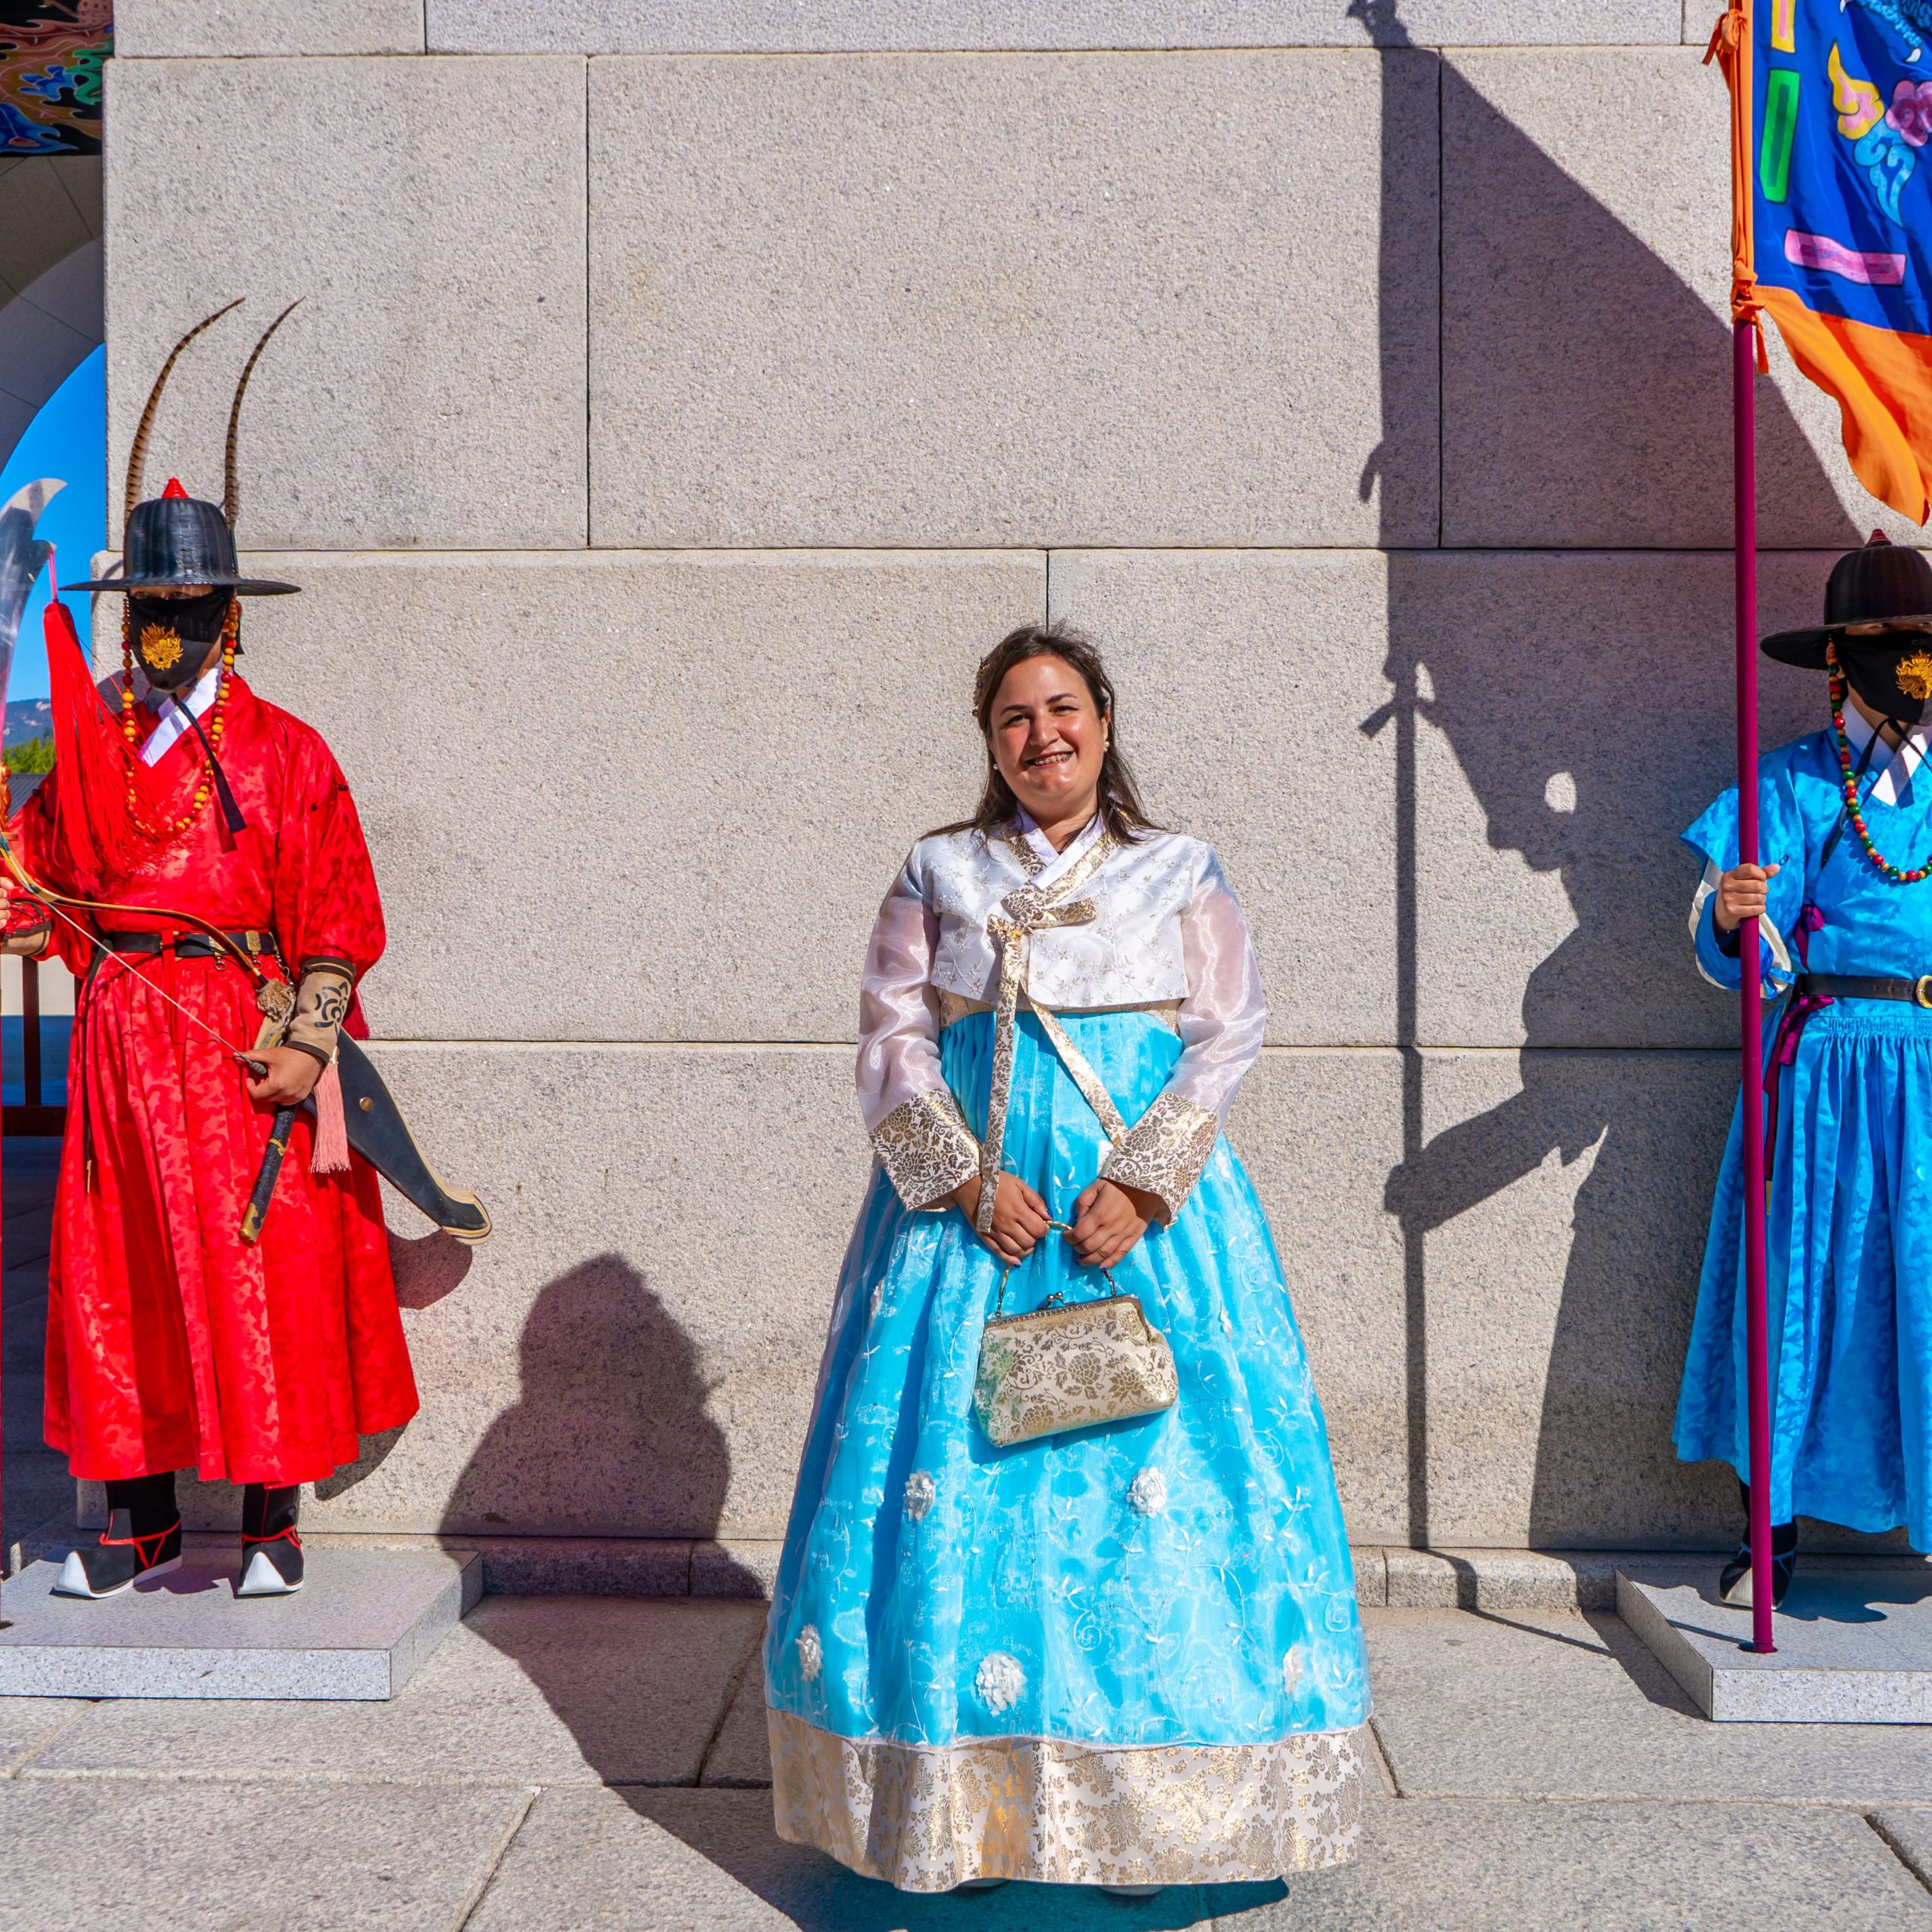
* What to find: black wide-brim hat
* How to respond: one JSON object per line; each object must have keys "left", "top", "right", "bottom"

{"left": 64, "top": 486, "right": 299, "bottom": 597}
{"left": 1762, "top": 531, "right": 1932, "bottom": 666}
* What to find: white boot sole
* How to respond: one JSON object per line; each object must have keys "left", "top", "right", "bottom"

{"left": 236, "top": 1548, "right": 303, "bottom": 1597}
{"left": 51, "top": 1550, "right": 182, "bottom": 1600}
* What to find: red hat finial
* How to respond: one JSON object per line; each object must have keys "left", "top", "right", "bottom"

{"left": 1869, "top": 528, "right": 1890, "bottom": 546}
{"left": 162, "top": 477, "right": 189, "bottom": 499}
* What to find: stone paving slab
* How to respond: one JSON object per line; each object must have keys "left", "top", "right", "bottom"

{"left": 469, "top": 1787, "right": 1226, "bottom": 1931}
{"left": 1873, "top": 1811, "right": 1932, "bottom": 1894}
{"left": 0, "top": 1371, "right": 42, "bottom": 1449}
{"left": 4, "top": 1253, "right": 49, "bottom": 1295}
{"left": 0, "top": 1548, "right": 478, "bottom": 1700}
{"left": 1231, "top": 1797, "right": 1932, "bottom": 1931}
{"left": 0, "top": 1294, "right": 46, "bottom": 1368}
{"left": 0, "top": 1696, "right": 85, "bottom": 1774}
{"left": 469, "top": 1786, "right": 1932, "bottom": 1931}
{"left": 26, "top": 1597, "right": 764, "bottom": 1786}
{"left": 1621, "top": 1563, "right": 1932, "bottom": 1722}
{"left": 1, "top": 1457, "right": 69, "bottom": 1573}
{"left": 701, "top": 1666, "right": 771, "bottom": 1789}
{"left": 1365, "top": 1608, "right": 1932, "bottom": 1803}
{"left": 0, "top": 1778, "right": 529, "bottom": 1932}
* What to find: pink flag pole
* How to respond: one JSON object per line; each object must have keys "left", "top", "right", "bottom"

{"left": 1733, "top": 313, "right": 1776, "bottom": 1656}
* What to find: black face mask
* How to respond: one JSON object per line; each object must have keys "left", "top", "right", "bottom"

{"left": 1838, "top": 636, "right": 1932, "bottom": 728}
{"left": 127, "top": 592, "right": 231, "bottom": 692}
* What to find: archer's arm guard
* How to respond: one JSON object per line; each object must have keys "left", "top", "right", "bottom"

{"left": 1, "top": 891, "right": 51, "bottom": 958}
{"left": 281, "top": 956, "right": 354, "bottom": 1065}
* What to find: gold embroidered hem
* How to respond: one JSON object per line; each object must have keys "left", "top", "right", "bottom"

{"left": 872, "top": 1090, "right": 980, "bottom": 1211}
{"left": 1103, "top": 1093, "right": 1221, "bottom": 1225}
{"left": 767, "top": 1709, "right": 1365, "bottom": 1893}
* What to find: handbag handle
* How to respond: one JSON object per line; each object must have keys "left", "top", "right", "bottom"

{"left": 993, "top": 1217, "right": 1123, "bottom": 1318}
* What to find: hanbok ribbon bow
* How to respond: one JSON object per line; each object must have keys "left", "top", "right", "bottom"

{"left": 977, "top": 834, "right": 1125, "bottom": 1235}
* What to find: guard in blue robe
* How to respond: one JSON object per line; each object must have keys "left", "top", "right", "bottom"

{"left": 1678, "top": 534, "right": 1932, "bottom": 1604}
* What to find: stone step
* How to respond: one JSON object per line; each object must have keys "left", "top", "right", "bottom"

{"left": 1620, "top": 1561, "right": 1932, "bottom": 1723}
{"left": 11, "top": 1524, "right": 1805, "bottom": 1615}
{"left": 0, "top": 1546, "right": 480, "bottom": 1701}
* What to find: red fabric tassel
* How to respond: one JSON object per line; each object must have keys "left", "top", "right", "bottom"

{"left": 42, "top": 601, "right": 203, "bottom": 899}
{"left": 44, "top": 598, "right": 116, "bottom": 891}
{"left": 310, "top": 1058, "right": 349, "bottom": 1174}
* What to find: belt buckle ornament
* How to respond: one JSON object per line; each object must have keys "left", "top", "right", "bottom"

{"left": 1916, "top": 975, "right": 1932, "bottom": 1010}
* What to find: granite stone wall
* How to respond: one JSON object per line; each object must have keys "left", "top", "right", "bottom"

{"left": 94, "top": 5, "right": 1889, "bottom": 1550}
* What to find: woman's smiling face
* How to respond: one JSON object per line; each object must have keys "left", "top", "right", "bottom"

{"left": 988, "top": 653, "right": 1108, "bottom": 827}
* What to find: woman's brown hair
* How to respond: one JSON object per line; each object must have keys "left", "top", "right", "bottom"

{"left": 928, "top": 622, "right": 1158, "bottom": 844}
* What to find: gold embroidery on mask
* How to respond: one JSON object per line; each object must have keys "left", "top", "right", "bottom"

{"left": 138, "top": 623, "right": 184, "bottom": 672}
{"left": 1898, "top": 651, "right": 1932, "bottom": 703}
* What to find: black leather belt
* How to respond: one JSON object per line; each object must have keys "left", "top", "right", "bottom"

{"left": 97, "top": 928, "right": 280, "bottom": 962}
{"left": 1792, "top": 972, "right": 1932, "bottom": 1008}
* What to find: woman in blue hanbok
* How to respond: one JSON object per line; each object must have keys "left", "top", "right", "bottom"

{"left": 1679, "top": 534, "right": 1932, "bottom": 1605}
{"left": 764, "top": 625, "right": 1369, "bottom": 1894}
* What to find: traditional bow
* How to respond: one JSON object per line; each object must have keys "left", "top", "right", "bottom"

{"left": 0, "top": 801, "right": 284, "bottom": 1098}
{"left": 0, "top": 812, "right": 271, "bottom": 991}
{"left": 977, "top": 835, "right": 1124, "bottom": 1236}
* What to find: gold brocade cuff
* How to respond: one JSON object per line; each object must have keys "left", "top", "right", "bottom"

{"left": 1103, "top": 1093, "right": 1220, "bottom": 1225}
{"left": 873, "top": 1091, "right": 981, "bottom": 1213}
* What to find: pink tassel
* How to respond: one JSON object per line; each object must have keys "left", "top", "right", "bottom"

{"left": 310, "top": 1058, "right": 350, "bottom": 1174}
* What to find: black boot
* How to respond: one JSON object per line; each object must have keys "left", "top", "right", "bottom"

{"left": 54, "top": 1472, "right": 181, "bottom": 1599}
{"left": 1718, "top": 1480, "right": 1797, "bottom": 1609}
{"left": 238, "top": 1484, "right": 303, "bottom": 1596}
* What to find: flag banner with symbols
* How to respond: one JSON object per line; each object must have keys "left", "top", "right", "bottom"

{"left": 1718, "top": 1, "right": 1932, "bottom": 519}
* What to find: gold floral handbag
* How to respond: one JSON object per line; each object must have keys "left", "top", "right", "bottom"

{"left": 973, "top": 1220, "right": 1178, "bottom": 1448}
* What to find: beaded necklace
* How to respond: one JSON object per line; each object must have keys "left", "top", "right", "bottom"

{"left": 1826, "top": 639, "right": 1932, "bottom": 884}
{"left": 119, "top": 599, "right": 239, "bottom": 847}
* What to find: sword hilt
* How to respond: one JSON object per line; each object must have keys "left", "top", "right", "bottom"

{"left": 240, "top": 1104, "right": 298, "bottom": 1244}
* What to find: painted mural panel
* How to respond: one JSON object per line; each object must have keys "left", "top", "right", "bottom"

{"left": 0, "top": 2, "right": 108, "bottom": 155}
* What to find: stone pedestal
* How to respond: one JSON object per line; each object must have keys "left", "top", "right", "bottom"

{"left": 1618, "top": 1560, "right": 1932, "bottom": 1723}
{"left": 0, "top": 1546, "right": 478, "bottom": 1700}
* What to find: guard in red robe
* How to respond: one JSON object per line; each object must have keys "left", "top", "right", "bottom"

{"left": 1, "top": 306, "right": 426, "bottom": 1598}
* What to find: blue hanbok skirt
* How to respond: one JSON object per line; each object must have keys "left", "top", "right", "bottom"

{"left": 765, "top": 1009, "right": 1370, "bottom": 1892}
{"left": 1676, "top": 1001, "right": 1932, "bottom": 1548}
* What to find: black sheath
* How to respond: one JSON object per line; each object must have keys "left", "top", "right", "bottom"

{"left": 239, "top": 1103, "right": 297, "bottom": 1244}
{"left": 335, "top": 1034, "right": 490, "bottom": 1241}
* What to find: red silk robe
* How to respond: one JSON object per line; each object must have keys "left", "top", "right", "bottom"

{"left": 11, "top": 675, "right": 417, "bottom": 1484}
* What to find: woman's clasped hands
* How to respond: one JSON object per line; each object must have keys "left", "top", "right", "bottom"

{"left": 951, "top": 1172, "right": 1158, "bottom": 1271}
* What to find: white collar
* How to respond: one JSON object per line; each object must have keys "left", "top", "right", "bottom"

{"left": 1017, "top": 808, "right": 1105, "bottom": 891}
{"left": 140, "top": 662, "right": 222, "bottom": 768}
{"left": 1841, "top": 701, "right": 1930, "bottom": 807}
